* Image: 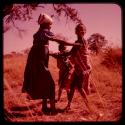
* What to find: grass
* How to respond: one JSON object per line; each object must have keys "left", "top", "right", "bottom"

{"left": 3, "top": 48, "right": 122, "bottom": 122}
{"left": 101, "top": 47, "right": 122, "bottom": 70}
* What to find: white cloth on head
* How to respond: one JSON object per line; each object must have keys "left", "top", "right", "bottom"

{"left": 38, "top": 13, "right": 53, "bottom": 25}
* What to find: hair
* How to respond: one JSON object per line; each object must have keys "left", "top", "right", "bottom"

{"left": 75, "top": 23, "right": 86, "bottom": 33}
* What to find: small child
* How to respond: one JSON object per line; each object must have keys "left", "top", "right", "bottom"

{"left": 50, "top": 44, "right": 75, "bottom": 102}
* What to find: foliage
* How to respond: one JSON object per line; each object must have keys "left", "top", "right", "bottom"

{"left": 3, "top": 4, "right": 82, "bottom": 33}
{"left": 101, "top": 47, "right": 122, "bottom": 69}
{"left": 52, "top": 4, "right": 82, "bottom": 24}
{"left": 4, "top": 4, "right": 39, "bottom": 20}
{"left": 4, "top": 53, "right": 122, "bottom": 121}
{"left": 87, "top": 33, "right": 108, "bottom": 55}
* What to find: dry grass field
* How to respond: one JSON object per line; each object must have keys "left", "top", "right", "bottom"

{"left": 3, "top": 48, "right": 122, "bottom": 122}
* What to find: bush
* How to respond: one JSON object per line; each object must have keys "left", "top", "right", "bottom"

{"left": 101, "top": 47, "right": 122, "bottom": 69}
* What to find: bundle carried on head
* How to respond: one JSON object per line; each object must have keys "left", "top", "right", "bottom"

{"left": 38, "top": 13, "right": 53, "bottom": 25}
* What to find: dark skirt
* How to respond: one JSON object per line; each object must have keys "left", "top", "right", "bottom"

{"left": 22, "top": 44, "right": 55, "bottom": 99}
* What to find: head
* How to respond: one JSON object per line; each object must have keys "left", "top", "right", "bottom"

{"left": 75, "top": 23, "right": 86, "bottom": 37}
{"left": 38, "top": 13, "right": 53, "bottom": 30}
{"left": 59, "top": 44, "right": 66, "bottom": 52}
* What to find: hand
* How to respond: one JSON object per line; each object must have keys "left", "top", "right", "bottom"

{"left": 49, "top": 51, "right": 56, "bottom": 55}
{"left": 74, "top": 43, "right": 82, "bottom": 46}
{"left": 49, "top": 52, "right": 58, "bottom": 56}
{"left": 49, "top": 53, "right": 54, "bottom": 56}
{"left": 49, "top": 53, "right": 56, "bottom": 56}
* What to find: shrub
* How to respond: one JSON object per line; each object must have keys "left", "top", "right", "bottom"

{"left": 101, "top": 47, "right": 122, "bottom": 69}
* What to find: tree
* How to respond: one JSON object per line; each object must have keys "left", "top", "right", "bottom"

{"left": 87, "top": 33, "right": 108, "bottom": 55}
{"left": 3, "top": 4, "right": 82, "bottom": 33}
{"left": 3, "top": 4, "right": 39, "bottom": 32}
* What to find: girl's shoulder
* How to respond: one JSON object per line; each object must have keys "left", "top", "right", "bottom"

{"left": 42, "top": 29, "right": 54, "bottom": 36}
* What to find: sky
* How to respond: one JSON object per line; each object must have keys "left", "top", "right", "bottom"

{"left": 3, "top": 4, "right": 122, "bottom": 54}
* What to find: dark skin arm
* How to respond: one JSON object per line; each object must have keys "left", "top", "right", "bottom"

{"left": 49, "top": 50, "right": 71, "bottom": 58}
{"left": 65, "top": 44, "right": 81, "bottom": 56}
{"left": 50, "top": 44, "right": 81, "bottom": 57}
{"left": 49, "top": 51, "right": 59, "bottom": 58}
{"left": 48, "top": 35, "right": 81, "bottom": 46}
{"left": 49, "top": 52, "right": 68, "bottom": 58}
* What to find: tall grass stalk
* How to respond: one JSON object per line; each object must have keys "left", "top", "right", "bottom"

{"left": 4, "top": 78, "right": 36, "bottom": 121}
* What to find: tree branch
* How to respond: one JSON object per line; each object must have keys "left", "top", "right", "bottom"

{"left": 4, "top": 4, "right": 14, "bottom": 17}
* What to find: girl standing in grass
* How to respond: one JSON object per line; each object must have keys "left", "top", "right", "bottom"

{"left": 22, "top": 13, "right": 80, "bottom": 115}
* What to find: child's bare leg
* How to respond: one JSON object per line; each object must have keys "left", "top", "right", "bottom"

{"left": 65, "top": 87, "right": 75, "bottom": 111}
{"left": 50, "top": 99, "right": 55, "bottom": 110}
{"left": 66, "top": 89, "right": 70, "bottom": 100}
{"left": 83, "top": 73, "right": 91, "bottom": 95}
{"left": 42, "top": 99, "right": 51, "bottom": 114}
{"left": 42, "top": 99, "right": 47, "bottom": 110}
{"left": 57, "top": 87, "right": 62, "bottom": 101}
{"left": 50, "top": 98, "right": 58, "bottom": 115}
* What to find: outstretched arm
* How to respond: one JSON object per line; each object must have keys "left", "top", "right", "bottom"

{"left": 44, "top": 30, "right": 81, "bottom": 46}
{"left": 49, "top": 36, "right": 75, "bottom": 46}
{"left": 46, "top": 34, "right": 80, "bottom": 46}
{"left": 49, "top": 51, "right": 59, "bottom": 58}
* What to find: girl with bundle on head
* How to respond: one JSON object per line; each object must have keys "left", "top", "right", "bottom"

{"left": 22, "top": 13, "right": 80, "bottom": 115}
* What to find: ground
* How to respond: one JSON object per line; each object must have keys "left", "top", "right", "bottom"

{"left": 3, "top": 53, "right": 122, "bottom": 122}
